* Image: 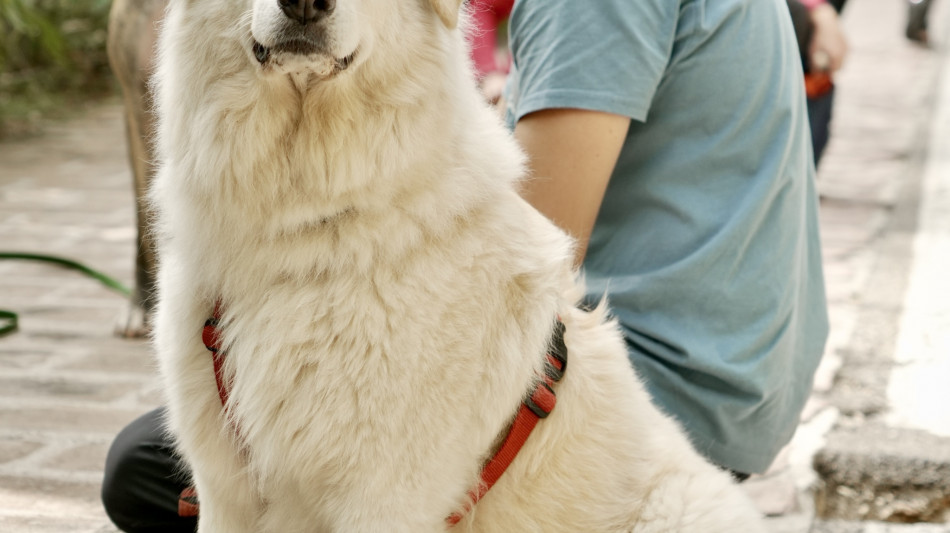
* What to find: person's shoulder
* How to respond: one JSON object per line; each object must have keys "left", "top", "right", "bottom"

{"left": 510, "top": 0, "right": 683, "bottom": 45}
{"left": 674, "top": 0, "right": 796, "bottom": 53}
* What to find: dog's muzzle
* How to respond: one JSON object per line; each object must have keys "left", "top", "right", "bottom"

{"left": 253, "top": 0, "right": 355, "bottom": 70}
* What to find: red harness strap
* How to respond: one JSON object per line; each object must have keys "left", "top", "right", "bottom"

{"left": 177, "top": 486, "right": 200, "bottom": 518}
{"left": 200, "top": 309, "right": 567, "bottom": 526}
{"left": 446, "top": 324, "right": 567, "bottom": 526}
{"left": 201, "top": 305, "right": 229, "bottom": 407}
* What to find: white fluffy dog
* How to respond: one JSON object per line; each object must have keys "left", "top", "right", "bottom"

{"left": 150, "top": 0, "right": 767, "bottom": 531}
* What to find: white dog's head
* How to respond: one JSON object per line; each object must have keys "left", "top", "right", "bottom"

{"left": 248, "top": 0, "right": 463, "bottom": 78}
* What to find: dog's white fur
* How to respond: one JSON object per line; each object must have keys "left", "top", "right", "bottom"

{"left": 150, "top": 0, "right": 767, "bottom": 531}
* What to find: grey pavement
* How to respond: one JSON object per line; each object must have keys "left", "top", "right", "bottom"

{"left": 755, "top": 0, "right": 950, "bottom": 531}
{"left": 2, "top": 0, "right": 950, "bottom": 531}
{"left": 0, "top": 107, "right": 158, "bottom": 532}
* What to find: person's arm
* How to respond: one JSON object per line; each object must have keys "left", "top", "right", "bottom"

{"left": 514, "top": 108, "right": 631, "bottom": 266}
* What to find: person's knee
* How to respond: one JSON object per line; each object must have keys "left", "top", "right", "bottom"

{"left": 101, "top": 408, "right": 193, "bottom": 532}
{"left": 102, "top": 410, "right": 155, "bottom": 530}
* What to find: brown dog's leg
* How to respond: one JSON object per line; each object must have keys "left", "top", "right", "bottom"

{"left": 107, "top": 0, "right": 168, "bottom": 337}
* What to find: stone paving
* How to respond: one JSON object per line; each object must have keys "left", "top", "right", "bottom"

{"left": 1, "top": 1, "right": 949, "bottom": 531}
{"left": 0, "top": 106, "right": 157, "bottom": 532}
{"left": 805, "top": 0, "right": 950, "bottom": 529}
{"left": 754, "top": 0, "right": 950, "bottom": 530}
{"left": 754, "top": 0, "right": 950, "bottom": 529}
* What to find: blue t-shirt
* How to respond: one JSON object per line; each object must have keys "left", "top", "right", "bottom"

{"left": 504, "top": 0, "right": 829, "bottom": 474}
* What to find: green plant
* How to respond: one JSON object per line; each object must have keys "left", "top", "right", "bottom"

{"left": 0, "top": 0, "right": 114, "bottom": 137}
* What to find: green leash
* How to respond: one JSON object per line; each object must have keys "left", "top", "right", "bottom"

{"left": 0, "top": 310, "right": 15, "bottom": 338}
{"left": 0, "top": 252, "right": 132, "bottom": 337}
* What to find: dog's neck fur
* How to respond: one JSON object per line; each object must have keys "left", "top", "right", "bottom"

{"left": 151, "top": 4, "right": 529, "bottom": 299}
{"left": 154, "top": 6, "right": 492, "bottom": 220}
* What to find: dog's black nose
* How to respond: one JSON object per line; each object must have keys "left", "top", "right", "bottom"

{"left": 279, "top": 0, "right": 335, "bottom": 24}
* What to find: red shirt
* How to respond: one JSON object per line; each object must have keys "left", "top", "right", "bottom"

{"left": 469, "top": 0, "right": 515, "bottom": 79}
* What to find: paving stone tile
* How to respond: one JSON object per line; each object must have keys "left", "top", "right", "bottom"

{"left": 0, "top": 475, "right": 102, "bottom": 507}
{"left": 0, "top": 438, "right": 44, "bottom": 466}
{"left": 0, "top": 377, "right": 141, "bottom": 403}
{"left": 0, "top": 407, "right": 151, "bottom": 436}
{"left": 61, "top": 345, "right": 155, "bottom": 375}
{"left": 0, "top": 515, "right": 116, "bottom": 533}
{"left": 0, "top": 349, "right": 58, "bottom": 371}
{"left": 42, "top": 443, "right": 111, "bottom": 473}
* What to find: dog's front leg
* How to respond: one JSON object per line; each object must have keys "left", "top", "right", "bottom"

{"left": 191, "top": 461, "right": 260, "bottom": 533}
{"left": 159, "top": 333, "right": 262, "bottom": 533}
{"left": 153, "top": 272, "right": 262, "bottom": 532}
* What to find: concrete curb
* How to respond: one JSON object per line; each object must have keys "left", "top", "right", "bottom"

{"left": 811, "top": 0, "right": 950, "bottom": 527}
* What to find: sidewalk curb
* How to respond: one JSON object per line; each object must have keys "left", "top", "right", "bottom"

{"left": 815, "top": 424, "right": 950, "bottom": 523}
{"left": 811, "top": 0, "right": 950, "bottom": 526}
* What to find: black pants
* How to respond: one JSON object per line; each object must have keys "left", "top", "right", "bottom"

{"left": 807, "top": 87, "right": 836, "bottom": 165}
{"left": 102, "top": 408, "right": 197, "bottom": 533}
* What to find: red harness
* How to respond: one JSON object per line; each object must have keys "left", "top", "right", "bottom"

{"left": 200, "top": 308, "right": 567, "bottom": 526}
{"left": 200, "top": 306, "right": 230, "bottom": 408}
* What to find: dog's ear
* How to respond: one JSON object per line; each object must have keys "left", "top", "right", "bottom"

{"left": 428, "top": 0, "right": 463, "bottom": 29}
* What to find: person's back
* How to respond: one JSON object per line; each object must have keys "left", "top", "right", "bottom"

{"left": 504, "top": 0, "right": 829, "bottom": 475}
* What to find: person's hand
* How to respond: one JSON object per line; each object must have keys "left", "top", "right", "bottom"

{"left": 808, "top": 3, "right": 848, "bottom": 72}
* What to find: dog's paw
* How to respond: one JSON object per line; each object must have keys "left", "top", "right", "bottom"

{"left": 114, "top": 301, "right": 150, "bottom": 338}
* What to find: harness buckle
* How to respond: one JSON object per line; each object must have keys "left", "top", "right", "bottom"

{"left": 523, "top": 381, "right": 556, "bottom": 419}
{"left": 544, "top": 320, "right": 567, "bottom": 382}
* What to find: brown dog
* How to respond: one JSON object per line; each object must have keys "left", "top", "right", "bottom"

{"left": 106, "top": 0, "right": 167, "bottom": 337}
